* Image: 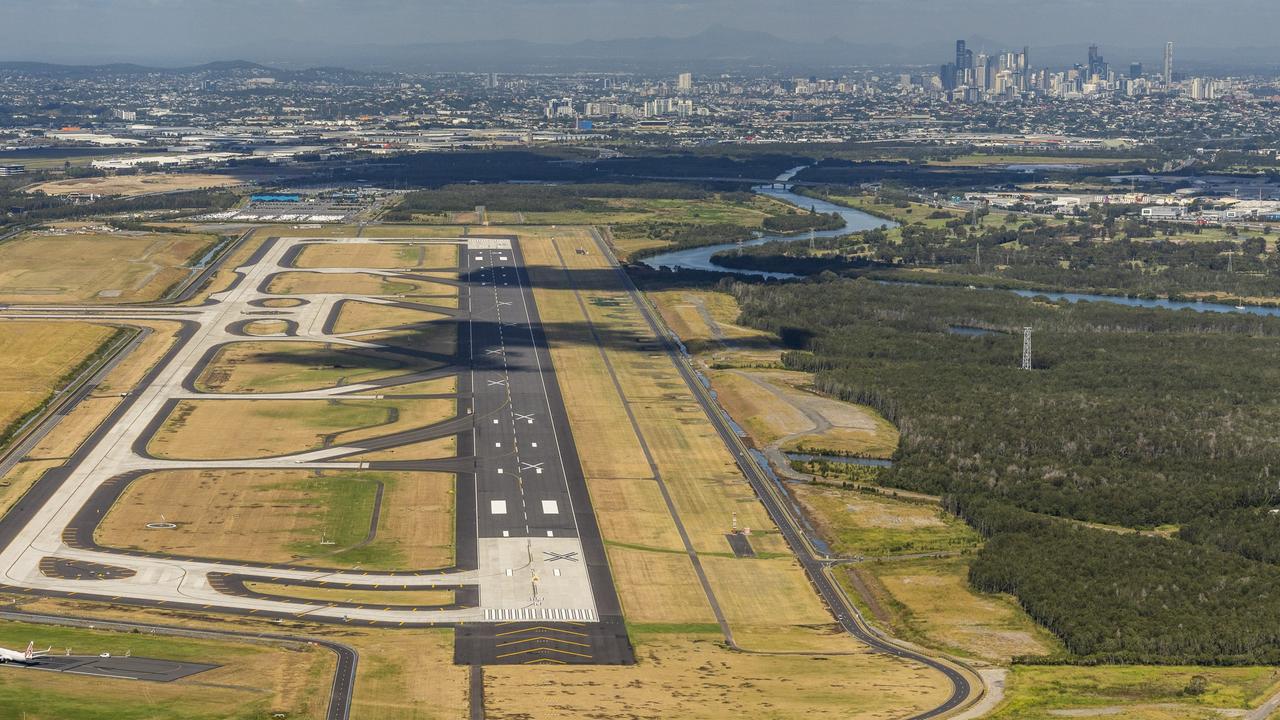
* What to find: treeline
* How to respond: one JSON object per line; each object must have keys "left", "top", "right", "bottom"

{"left": 387, "top": 182, "right": 733, "bottom": 218}
{"left": 952, "top": 494, "right": 1280, "bottom": 663}
{"left": 728, "top": 276, "right": 1280, "bottom": 662}
{"left": 4, "top": 188, "right": 237, "bottom": 225}
{"left": 332, "top": 149, "right": 808, "bottom": 188}
{"left": 761, "top": 211, "right": 844, "bottom": 234}
{"left": 727, "top": 189, "right": 1280, "bottom": 303}
{"left": 733, "top": 279, "right": 1280, "bottom": 527}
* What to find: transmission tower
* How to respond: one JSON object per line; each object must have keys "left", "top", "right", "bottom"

{"left": 1021, "top": 327, "right": 1033, "bottom": 370}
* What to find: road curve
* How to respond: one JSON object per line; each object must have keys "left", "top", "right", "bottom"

{"left": 591, "top": 228, "right": 983, "bottom": 720}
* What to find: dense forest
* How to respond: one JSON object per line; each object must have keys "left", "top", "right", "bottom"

{"left": 728, "top": 277, "right": 1280, "bottom": 662}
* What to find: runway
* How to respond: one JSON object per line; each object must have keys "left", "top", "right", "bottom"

{"left": 0, "top": 234, "right": 630, "bottom": 664}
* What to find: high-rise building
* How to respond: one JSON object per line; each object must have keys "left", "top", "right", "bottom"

{"left": 676, "top": 72, "right": 693, "bottom": 92}
{"left": 956, "top": 40, "right": 968, "bottom": 71}
{"left": 1129, "top": 62, "right": 1143, "bottom": 79}
{"left": 1164, "top": 42, "right": 1175, "bottom": 88}
{"left": 1087, "top": 44, "right": 1108, "bottom": 81}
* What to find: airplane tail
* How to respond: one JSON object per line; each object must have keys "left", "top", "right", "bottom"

{"left": 23, "top": 642, "right": 33, "bottom": 660}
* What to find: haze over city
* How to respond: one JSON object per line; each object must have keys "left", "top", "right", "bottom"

{"left": 5, "top": 0, "right": 1280, "bottom": 68}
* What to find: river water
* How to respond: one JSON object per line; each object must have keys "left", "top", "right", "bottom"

{"left": 639, "top": 167, "right": 1280, "bottom": 318}
{"left": 639, "top": 167, "right": 895, "bottom": 279}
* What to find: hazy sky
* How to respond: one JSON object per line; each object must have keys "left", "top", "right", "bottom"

{"left": 3, "top": 0, "right": 1277, "bottom": 64}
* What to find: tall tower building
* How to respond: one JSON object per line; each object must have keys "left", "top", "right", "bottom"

{"left": 677, "top": 72, "right": 693, "bottom": 92}
{"left": 1164, "top": 42, "right": 1175, "bottom": 88}
{"left": 956, "top": 40, "right": 968, "bottom": 71}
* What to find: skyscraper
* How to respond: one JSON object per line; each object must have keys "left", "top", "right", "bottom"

{"left": 1129, "top": 62, "right": 1143, "bottom": 79}
{"left": 1164, "top": 42, "right": 1175, "bottom": 88}
{"left": 956, "top": 40, "right": 968, "bottom": 71}
{"left": 677, "top": 72, "right": 693, "bottom": 92}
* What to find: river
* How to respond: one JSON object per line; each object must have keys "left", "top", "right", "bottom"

{"left": 639, "top": 167, "right": 1280, "bottom": 318}
{"left": 638, "top": 167, "right": 895, "bottom": 279}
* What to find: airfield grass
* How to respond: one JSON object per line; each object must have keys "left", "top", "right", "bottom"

{"left": 646, "top": 287, "right": 778, "bottom": 361}
{"left": 600, "top": 545, "right": 717, "bottom": 624}
{"left": 0, "top": 599, "right": 469, "bottom": 720}
{"left": 647, "top": 289, "right": 898, "bottom": 457}
{"left": 343, "top": 628, "right": 467, "bottom": 720}
{"left": 332, "top": 301, "right": 448, "bottom": 334}
{"left": 839, "top": 555, "right": 1059, "bottom": 665}
{"left": 240, "top": 319, "right": 289, "bottom": 336}
{"left": 265, "top": 272, "right": 427, "bottom": 297}
{"left": 241, "top": 582, "right": 455, "bottom": 607}
{"left": 378, "top": 375, "right": 457, "bottom": 397}
{"left": 349, "top": 435, "right": 457, "bottom": 462}
{"left": 792, "top": 484, "right": 979, "bottom": 557}
{"left": 506, "top": 225, "right": 954, "bottom": 710}
{"left": 709, "top": 369, "right": 813, "bottom": 440}
{"left": 28, "top": 172, "right": 245, "bottom": 197}
{"left": 0, "top": 321, "right": 117, "bottom": 442}
{"left": 990, "top": 665, "right": 1280, "bottom": 720}
{"left": 195, "top": 341, "right": 412, "bottom": 393}
{"left": 359, "top": 322, "right": 458, "bottom": 357}
{"left": 258, "top": 297, "right": 305, "bottom": 308}
{"left": 0, "top": 620, "right": 334, "bottom": 720}
{"left": 95, "top": 468, "right": 454, "bottom": 570}
{"left": 484, "top": 627, "right": 952, "bottom": 720}
{"left": 193, "top": 230, "right": 267, "bottom": 303}
{"left": 0, "top": 231, "right": 216, "bottom": 303}
{"left": 147, "top": 397, "right": 456, "bottom": 460}
{"left": 293, "top": 242, "right": 458, "bottom": 270}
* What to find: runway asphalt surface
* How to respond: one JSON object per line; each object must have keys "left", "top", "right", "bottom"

{"left": 0, "top": 232, "right": 635, "bottom": 715}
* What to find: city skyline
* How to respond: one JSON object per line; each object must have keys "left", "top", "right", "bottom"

{"left": 2, "top": 1, "right": 1280, "bottom": 68}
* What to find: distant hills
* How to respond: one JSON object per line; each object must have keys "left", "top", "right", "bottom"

{"left": 4, "top": 27, "right": 1278, "bottom": 76}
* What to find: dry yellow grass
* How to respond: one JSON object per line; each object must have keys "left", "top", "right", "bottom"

{"left": 293, "top": 242, "right": 459, "bottom": 269}
{"left": 332, "top": 301, "right": 448, "bottom": 334}
{"left": 195, "top": 341, "right": 415, "bottom": 394}
{"left": 0, "top": 619, "right": 334, "bottom": 720}
{"left": 710, "top": 369, "right": 813, "bottom": 441}
{"left": 265, "top": 272, "right": 423, "bottom": 297}
{"left": 0, "top": 321, "right": 117, "bottom": 436}
{"left": 28, "top": 172, "right": 244, "bottom": 197}
{"left": 485, "top": 630, "right": 952, "bottom": 720}
{"left": 859, "top": 557, "right": 1060, "bottom": 664}
{"left": 0, "top": 231, "right": 215, "bottom": 303}
{"left": 95, "top": 468, "right": 455, "bottom": 569}
{"left": 603, "top": 545, "right": 717, "bottom": 624}
{"left": 148, "top": 397, "right": 456, "bottom": 460}
{"left": 792, "top": 484, "right": 978, "bottom": 557}
{"left": 242, "top": 319, "right": 289, "bottom": 336}
{"left": 345, "top": 629, "right": 468, "bottom": 720}
{"left": 350, "top": 434, "right": 456, "bottom": 461}
{"left": 242, "top": 582, "right": 454, "bottom": 606}
{"left": 379, "top": 375, "right": 457, "bottom": 396}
